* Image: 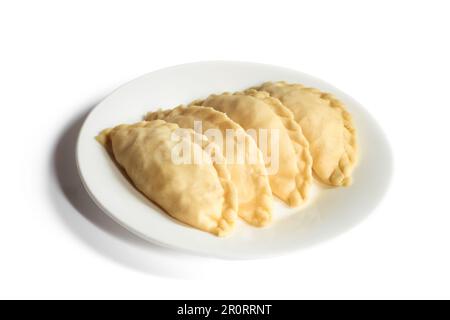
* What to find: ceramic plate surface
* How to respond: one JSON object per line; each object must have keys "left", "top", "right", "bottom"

{"left": 77, "top": 61, "right": 392, "bottom": 259}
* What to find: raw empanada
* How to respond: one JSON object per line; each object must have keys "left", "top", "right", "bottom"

{"left": 146, "top": 106, "right": 273, "bottom": 227}
{"left": 194, "top": 90, "right": 313, "bottom": 207}
{"left": 96, "top": 120, "right": 238, "bottom": 236}
{"left": 256, "top": 82, "right": 358, "bottom": 186}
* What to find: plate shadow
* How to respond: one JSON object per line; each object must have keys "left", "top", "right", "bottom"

{"left": 48, "top": 101, "right": 208, "bottom": 278}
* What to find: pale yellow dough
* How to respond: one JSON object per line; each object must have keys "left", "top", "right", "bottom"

{"left": 146, "top": 106, "right": 273, "bottom": 227}
{"left": 256, "top": 82, "right": 358, "bottom": 186}
{"left": 96, "top": 120, "right": 238, "bottom": 236}
{"left": 194, "top": 90, "right": 313, "bottom": 207}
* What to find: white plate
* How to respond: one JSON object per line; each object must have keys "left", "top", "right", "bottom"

{"left": 77, "top": 61, "right": 392, "bottom": 259}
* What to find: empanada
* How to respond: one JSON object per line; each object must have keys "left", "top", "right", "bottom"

{"left": 194, "top": 90, "right": 313, "bottom": 207}
{"left": 146, "top": 106, "right": 273, "bottom": 227}
{"left": 96, "top": 120, "right": 238, "bottom": 236}
{"left": 256, "top": 82, "right": 358, "bottom": 186}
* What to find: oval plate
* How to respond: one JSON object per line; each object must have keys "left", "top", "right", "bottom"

{"left": 77, "top": 61, "right": 392, "bottom": 259}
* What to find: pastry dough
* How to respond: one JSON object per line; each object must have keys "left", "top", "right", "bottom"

{"left": 194, "top": 90, "right": 312, "bottom": 207}
{"left": 146, "top": 106, "right": 273, "bottom": 227}
{"left": 256, "top": 82, "right": 357, "bottom": 186}
{"left": 96, "top": 120, "right": 238, "bottom": 236}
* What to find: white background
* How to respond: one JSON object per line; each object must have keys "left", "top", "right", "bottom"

{"left": 1, "top": 0, "right": 449, "bottom": 299}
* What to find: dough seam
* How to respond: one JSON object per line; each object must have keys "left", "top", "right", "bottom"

{"left": 189, "top": 127, "right": 238, "bottom": 236}
{"left": 241, "top": 89, "right": 313, "bottom": 205}
{"left": 257, "top": 82, "right": 357, "bottom": 186}
{"left": 146, "top": 106, "right": 272, "bottom": 226}
{"left": 298, "top": 86, "right": 357, "bottom": 186}
{"left": 322, "top": 92, "right": 356, "bottom": 185}
{"left": 211, "top": 160, "right": 238, "bottom": 236}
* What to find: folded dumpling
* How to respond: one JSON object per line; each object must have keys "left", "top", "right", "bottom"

{"left": 96, "top": 120, "right": 238, "bottom": 236}
{"left": 146, "top": 106, "right": 273, "bottom": 227}
{"left": 256, "top": 82, "right": 358, "bottom": 186}
{"left": 194, "top": 90, "right": 313, "bottom": 207}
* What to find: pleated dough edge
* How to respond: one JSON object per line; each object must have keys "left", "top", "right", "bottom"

{"left": 257, "top": 82, "right": 358, "bottom": 186}
{"left": 211, "top": 160, "right": 239, "bottom": 237}
{"left": 241, "top": 89, "right": 313, "bottom": 206}
{"left": 146, "top": 106, "right": 273, "bottom": 227}
{"left": 190, "top": 91, "right": 313, "bottom": 206}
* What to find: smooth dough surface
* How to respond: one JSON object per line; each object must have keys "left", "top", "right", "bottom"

{"left": 146, "top": 106, "right": 273, "bottom": 227}
{"left": 194, "top": 90, "right": 312, "bottom": 207}
{"left": 96, "top": 120, "right": 238, "bottom": 236}
{"left": 257, "top": 82, "right": 358, "bottom": 186}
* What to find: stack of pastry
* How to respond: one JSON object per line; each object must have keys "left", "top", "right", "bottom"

{"left": 97, "top": 82, "right": 358, "bottom": 236}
